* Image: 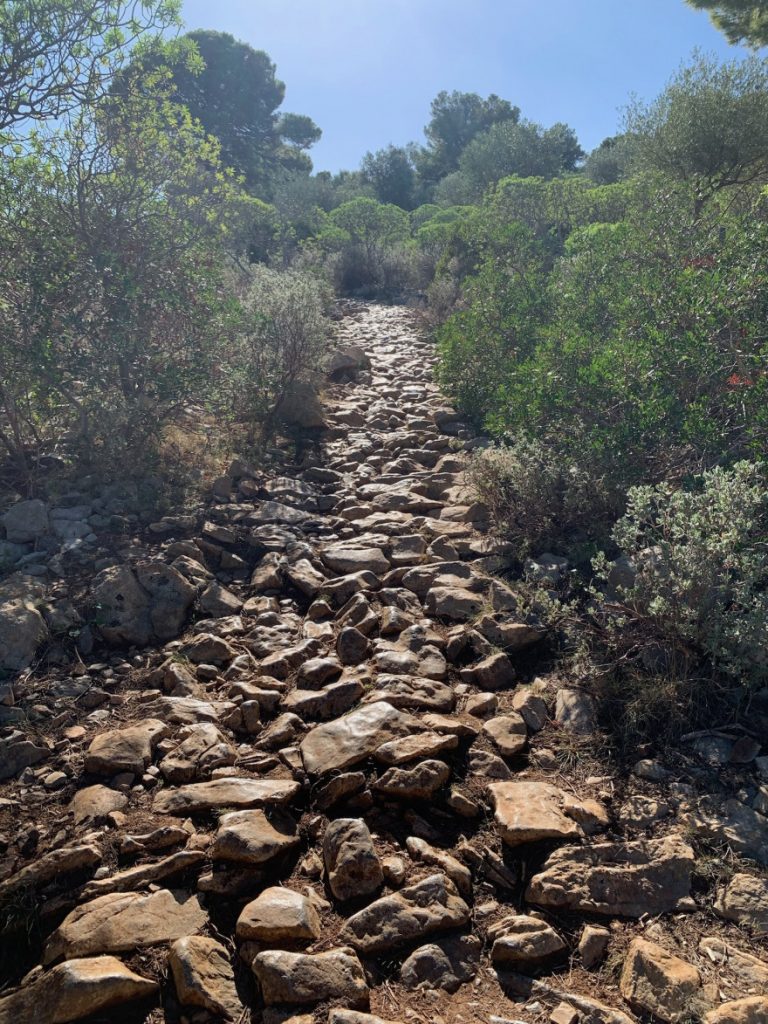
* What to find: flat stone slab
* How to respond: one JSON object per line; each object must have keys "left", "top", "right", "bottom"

{"left": 153, "top": 778, "right": 300, "bottom": 815}
{"left": 0, "top": 956, "right": 158, "bottom": 1024}
{"left": 367, "top": 676, "right": 455, "bottom": 712}
{"left": 300, "top": 701, "right": 418, "bottom": 775}
{"left": 526, "top": 835, "right": 694, "bottom": 917}
{"left": 211, "top": 809, "right": 299, "bottom": 864}
{"left": 85, "top": 719, "right": 169, "bottom": 775}
{"left": 0, "top": 843, "right": 101, "bottom": 902}
{"left": 43, "top": 889, "right": 207, "bottom": 963}
{"left": 690, "top": 798, "right": 768, "bottom": 865}
{"left": 237, "top": 887, "right": 321, "bottom": 943}
{"left": 321, "top": 545, "right": 390, "bottom": 575}
{"left": 489, "top": 780, "right": 585, "bottom": 846}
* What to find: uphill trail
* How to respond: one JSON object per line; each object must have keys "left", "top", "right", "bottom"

{"left": 0, "top": 304, "right": 765, "bottom": 1024}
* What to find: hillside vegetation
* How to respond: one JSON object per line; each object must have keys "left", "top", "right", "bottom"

{"left": 3, "top": 4, "right": 768, "bottom": 734}
{"left": 3, "top": 4, "right": 768, "bottom": 1024}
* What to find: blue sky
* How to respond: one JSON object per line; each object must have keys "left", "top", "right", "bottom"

{"left": 180, "top": 0, "right": 750, "bottom": 173}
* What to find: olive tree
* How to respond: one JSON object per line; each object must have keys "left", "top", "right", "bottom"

{"left": 626, "top": 52, "right": 768, "bottom": 212}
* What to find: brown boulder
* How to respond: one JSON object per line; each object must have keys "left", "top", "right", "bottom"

{"left": 526, "top": 835, "right": 694, "bottom": 917}
{"left": 620, "top": 938, "right": 703, "bottom": 1022}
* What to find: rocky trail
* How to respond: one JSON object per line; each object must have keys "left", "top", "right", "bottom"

{"left": 1, "top": 304, "right": 767, "bottom": 1024}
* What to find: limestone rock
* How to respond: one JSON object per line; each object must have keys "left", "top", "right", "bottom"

{"left": 322, "top": 545, "right": 389, "bottom": 575}
{"left": 90, "top": 561, "right": 195, "bottom": 646}
{"left": 578, "top": 925, "right": 611, "bottom": 968}
{"left": 0, "top": 574, "right": 48, "bottom": 674}
{"left": 336, "top": 626, "right": 370, "bottom": 666}
{"left": 182, "top": 632, "right": 237, "bottom": 664}
{"left": 511, "top": 689, "right": 549, "bottom": 731}
{"left": 71, "top": 785, "right": 128, "bottom": 824}
{"left": 297, "top": 656, "right": 342, "bottom": 687}
{"left": 323, "top": 818, "right": 383, "bottom": 901}
{"left": 369, "top": 675, "right": 454, "bottom": 712}
{"left": 0, "top": 730, "right": 48, "bottom": 781}
{"left": 170, "top": 935, "right": 241, "bottom": 1020}
{"left": 714, "top": 873, "right": 768, "bottom": 934}
{"left": 282, "top": 678, "right": 364, "bottom": 721}
{"left": 158, "top": 723, "right": 235, "bottom": 784}
{"left": 80, "top": 850, "right": 205, "bottom": 899}
{"left": 400, "top": 934, "right": 480, "bottom": 993}
{"left": 329, "top": 1013, "right": 404, "bottom": 1024}
{"left": 424, "top": 586, "right": 484, "bottom": 621}
{"left": 285, "top": 559, "right": 328, "bottom": 598}
{"left": 300, "top": 702, "right": 417, "bottom": 775}
{"left": 475, "top": 613, "right": 544, "bottom": 651}
{"left": 374, "top": 731, "right": 458, "bottom": 765}
{"left": 620, "top": 938, "right": 703, "bottom": 1023}
{"left": 253, "top": 948, "right": 369, "bottom": 1007}
{"left": 405, "top": 836, "right": 472, "bottom": 896}
{"left": 85, "top": 719, "right": 168, "bottom": 775}
{"left": 199, "top": 581, "right": 243, "bottom": 617}
{"left": 483, "top": 714, "right": 528, "bottom": 757}
{"left": 460, "top": 652, "right": 515, "bottom": 690}
{"left": 704, "top": 998, "right": 768, "bottom": 1023}
{"left": 488, "top": 781, "right": 587, "bottom": 846}
{"left": 236, "top": 887, "right": 321, "bottom": 943}
{"left": 0, "top": 956, "right": 157, "bottom": 1024}
{"left": 326, "top": 345, "right": 371, "bottom": 376}
{"left": 699, "top": 937, "right": 768, "bottom": 991}
{"left": 315, "top": 772, "right": 367, "bottom": 811}
{"left": 374, "top": 759, "right": 450, "bottom": 800}
{"left": 690, "top": 799, "right": 768, "bottom": 865}
{"left": 555, "top": 687, "right": 597, "bottom": 734}
{"left": 2, "top": 498, "right": 49, "bottom": 543}
{"left": 153, "top": 777, "right": 300, "bottom": 815}
{"left": 0, "top": 843, "right": 101, "bottom": 902}
{"left": 490, "top": 914, "right": 567, "bottom": 966}
{"left": 341, "top": 873, "right": 470, "bottom": 954}
{"left": 43, "top": 889, "right": 207, "bottom": 963}
{"left": 212, "top": 809, "right": 299, "bottom": 864}
{"left": 526, "top": 835, "right": 694, "bottom": 917}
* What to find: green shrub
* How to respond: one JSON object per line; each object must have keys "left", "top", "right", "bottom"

{"left": 434, "top": 221, "right": 550, "bottom": 425}
{"left": 312, "top": 197, "right": 414, "bottom": 296}
{"left": 593, "top": 461, "right": 768, "bottom": 688}
{"left": 225, "top": 265, "right": 331, "bottom": 437}
{"left": 0, "top": 84, "right": 252, "bottom": 472}
{"left": 468, "top": 438, "right": 617, "bottom": 559}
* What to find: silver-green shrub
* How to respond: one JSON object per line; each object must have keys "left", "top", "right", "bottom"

{"left": 596, "top": 461, "right": 768, "bottom": 687}
{"left": 469, "top": 438, "right": 615, "bottom": 557}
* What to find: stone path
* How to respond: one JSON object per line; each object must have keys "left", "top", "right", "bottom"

{"left": 0, "top": 304, "right": 767, "bottom": 1024}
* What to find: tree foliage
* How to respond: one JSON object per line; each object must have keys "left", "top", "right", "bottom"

{"left": 686, "top": 0, "right": 768, "bottom": 47}
{"left": 418, "top": 90, "right": 520, "bottom": 183}
{"left": 458, "top": 119, "right": 584, "bottom": 192}
{"left": 0, "top": 68, "right": 257, "bottom": 466}
{"left": 625, "top": 52, "right": 768, "bottom": 210}
{"left": 360, "top": 144, "right": 418, "bottom": 209}
{"left": 119, "top": 29, "right": 321, "bottom": 194}
{"left": 0, "top": 0, "right": 180, "bottom": 132}
{"left": 583, "top": 134, "right": 636, "bottom": 184}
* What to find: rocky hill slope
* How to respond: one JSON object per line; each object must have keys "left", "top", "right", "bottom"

{"left": 0, "top": 304, "right": 767, "bottom": 1024}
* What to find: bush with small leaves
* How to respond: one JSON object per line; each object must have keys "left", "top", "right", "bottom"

{"left": 225, "top": 264, "right": 331, "bottom": 442}
{"left": 593, "top": 461, "right": 768, "bottom": 689}
{"left": 468, "top": 438, "right": 617, "bottom": 560}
